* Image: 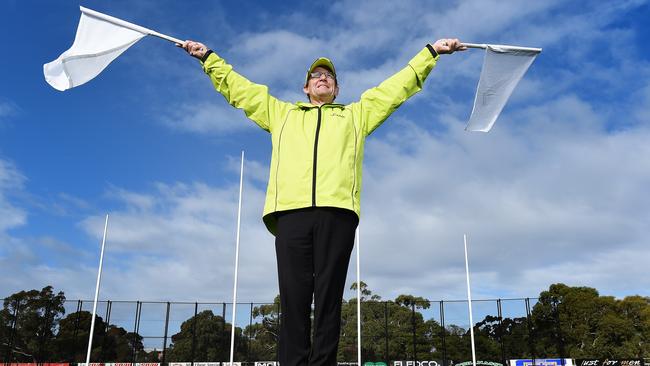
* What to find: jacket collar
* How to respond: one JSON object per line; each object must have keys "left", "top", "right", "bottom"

{"left": 296, "top": 101, "right": 345, "bottom": 109}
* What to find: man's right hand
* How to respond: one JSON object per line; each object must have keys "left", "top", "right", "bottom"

{"left": 178, "top": 40, "right": 209, "bottom": 60}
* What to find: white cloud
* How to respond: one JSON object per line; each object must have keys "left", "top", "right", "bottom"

{"left": 0, "top": 159, "right": 26, "bottom": 232}
{"left": 77, "top": 176, "right": 276, "bottom": 302}
{"left": 353, "top": 89, "right": 650, "bottom": 300}
{"left": 160, "top": 100, "right": 256, "bottom": 134}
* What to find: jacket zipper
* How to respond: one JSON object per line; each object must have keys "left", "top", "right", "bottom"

{"left": 312, "top": 106, "right": 323, "bottom": 206}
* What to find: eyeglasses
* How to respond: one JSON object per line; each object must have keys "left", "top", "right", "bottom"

{"left": 309, "top": 71, "right": 336, "bottom": 80}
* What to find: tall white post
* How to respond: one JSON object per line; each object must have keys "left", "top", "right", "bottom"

{"left": 85, "top": 214, "right": 109, "bottom": 366}
{"left": 464, "top": 234, "right": 477, "bottom": 366}
{"left": 356, "top": 225, "right": 362, "bottom": 366}
{"left": 229, "top": 151, "right": 245, "bottom": 366}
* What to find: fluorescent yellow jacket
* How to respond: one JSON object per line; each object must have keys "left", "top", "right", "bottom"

{"left": 201, "top": 47, "right": 439, "bottom": 235}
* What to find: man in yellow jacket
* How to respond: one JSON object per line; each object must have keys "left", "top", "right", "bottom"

{"left": 181, "top": 38, "right": 465, "bottom": 366}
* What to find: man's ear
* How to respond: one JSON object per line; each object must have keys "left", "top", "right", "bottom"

{"left": 303, "top": 85, "right": 309, "bottom": 94}
{"left": 333, "top": 85, "right": 339, "bottom": 97}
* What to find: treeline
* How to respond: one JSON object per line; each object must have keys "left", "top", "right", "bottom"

{"left": 1, "top": 283, "right": 648, "bottom": 363}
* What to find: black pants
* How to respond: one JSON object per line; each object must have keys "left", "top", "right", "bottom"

{"left": 275, "top": 207, "right": 358, "bottom": 366}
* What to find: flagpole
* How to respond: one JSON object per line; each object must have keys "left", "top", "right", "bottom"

{"left": 462, "top": 43, "right": 487, "bottom": 49}
{"left": 461, "top": 42, "right": 542, "bottom": 52}
{"left": 229, "top": 151, "right": 245, "bottom": 366}
{"left": 85, "top": 214, "right": 109, "bottom": 366}
{"left": 80, "top": 6, "right": 183, "bottom": 44}
{"left": 356, "top": 225, "right": 362, "bottom": 366}
{"left": 464, "top": 234, "right": 477, "bottom": 366}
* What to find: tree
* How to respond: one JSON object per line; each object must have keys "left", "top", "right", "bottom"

{"left": 338, "top": 283, "right": 436, "bottom": 363}
{"left": 531, "top": 283, "right": 650, "bottom": 359}
{"left": 245, "top": 295, "right": 281, "bottom": 361}
{"left": 166, "top": 310, "right": 246, "bottom": 362}
{"left": 54, "top": 310, "right": 105, "bottom": 362}
{"left": 53, "top": 310, "right": 146, "bottom": 362}
{"left": 0, "top": 286, "right": 66, "bottom": 362}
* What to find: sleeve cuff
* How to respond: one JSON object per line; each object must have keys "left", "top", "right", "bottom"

{"left": 201, "top": 50, "right": 214, "bottom": 63}
{"left": 426, "top": 44, "right": 439, "bottom": 58}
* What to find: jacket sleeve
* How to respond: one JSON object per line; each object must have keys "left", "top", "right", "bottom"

{"left": 356, "top": 47, "right": 439, "bottom": 136}
{"left": 200, "top": 51, "right": 290, "bottom": 133}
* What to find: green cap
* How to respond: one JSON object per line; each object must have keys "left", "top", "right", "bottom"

{"left": 305, "top": 57, "right": 336, "bottom": 85}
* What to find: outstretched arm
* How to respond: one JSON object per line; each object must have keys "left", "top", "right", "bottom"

{"left": 359, "top": 38, "right": 466, "bottom": 136}
{"left": 177, "top": 40, "right": 291, "bottom": 133}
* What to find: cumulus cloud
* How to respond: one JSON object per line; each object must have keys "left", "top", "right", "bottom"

{"left": 77, "top": 171, "right": 277, "bottom": 302}
{"left": 356, "top": 90, "right": 650, "bottom": 300}
{"left": 0, "top": 159, "right": 26, "bottom": 233}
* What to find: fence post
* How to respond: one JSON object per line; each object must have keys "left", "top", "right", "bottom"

{"left": 132, "top": 301, "right": 142, "bottom": 363}
{"left": 497, "top": 299, "right": 505, "bottom": 365}
{"left": 162, "top": 302, "right": 171, "bottom": 366}
{"left": 412, "top": 302, "right": 417, "bottom": 363}
{"left": 191, "top": 302, "right": 198, "bottom": 366}
{"left": 248, "top": 302, "right": 254, "bottom": 362}
{"left": 525, "top": 298, "right": 535, "bottom": 362}
{"left": 101, "top": 300, "right": 112, "bottom": 361}
{"left": 385, "top": 301, "right": 389, "bottom": 363}
{"left": 71, "top": 300, "right": 83, "bottom": 363}
{"left": 440, "top": 301, "right": 446, "bottom": 366}
{"left": 37, "top": 300, "right": 53, "bottom": 362}
{"left": 222, "top": 303, "right": 227, "bottom": 360}
{"left": 4, "top": 299, "right": 20, "bottom": 363}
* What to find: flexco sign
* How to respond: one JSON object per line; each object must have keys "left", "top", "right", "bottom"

{"left": 393, "top": 361, "right": 442, "bottom": 366}
{"left": 576, "top": 360, "right": 643, "bottom": 366}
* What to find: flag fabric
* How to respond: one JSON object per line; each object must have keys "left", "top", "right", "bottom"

{"left": 44, "top": 7, "right": 148, "bottom": 91}
{"left": 465, "top": 45, "right": 540, "bottom": 132}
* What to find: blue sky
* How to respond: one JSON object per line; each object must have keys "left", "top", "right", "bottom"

{"left": 1, "top": 0, "right": 650, "bottom": 311}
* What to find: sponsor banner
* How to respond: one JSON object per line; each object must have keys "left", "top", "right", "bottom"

{"left": 576, "top": 360, "right": 644, "bottom": 366}
{"left": 7, "top": 364, "right": 70, "bottom": 366}
{"left": 364, "top": 363, "right": 388, "bottom": 366}
{"left": 169, "top": 363, "right": 192, "bottom": 366}
{"left": 135, "top": 364, "right": 160, "bottom": 366}
{"left": 509, "top": 360, "right": 573, "bottom": 366}
{"left": 393, "top": 361, "right": 443, "bottom": 366}
{"left": 255, "top": 362, "right": 279, "bottom": 366}
{"left": 221, "top": 363, "right": 241, "bottom": 366}
{"left": 456, "top": 361, "right": 504, "bottom": 366}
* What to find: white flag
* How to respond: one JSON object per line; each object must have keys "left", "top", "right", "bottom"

{"left": 465, "top": 45, "right": 540, "bottom": 132}
{"left": 44, "top": 7, "right": 152, "bottom": 91}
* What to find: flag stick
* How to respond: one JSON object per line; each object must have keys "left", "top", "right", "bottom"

{"left": 464, "top": 234, "right": 477, "bottom": 366}
{"left": 80, "top": 6, "right": 183, "bottom": 44}
{"left": 356, "top": 225, "right": 362, "bottom": 366}
{"left": 461, "top": 42, "right": 542, "bottom": 52}
{"left": 229, "top": 151, "right": 245, "bottom": 366}
{"left": 85, "top": 214, "right": 109, "bottom": 366}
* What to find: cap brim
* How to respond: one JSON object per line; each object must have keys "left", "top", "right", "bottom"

{"left": 306, "top": 57, "right": 336, "bottom": 85}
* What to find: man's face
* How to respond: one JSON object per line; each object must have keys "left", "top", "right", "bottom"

{"left": 303, "top": 66, "right": 339, "bottom": 104}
